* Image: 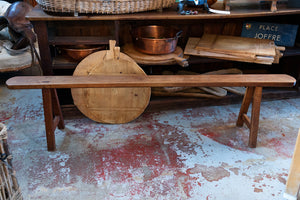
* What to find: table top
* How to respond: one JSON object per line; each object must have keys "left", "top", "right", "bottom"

{"left": 26, "top": 4, "right": 300, "bottom": 21}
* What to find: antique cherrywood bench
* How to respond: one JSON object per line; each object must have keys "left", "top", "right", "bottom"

{"left": 6, "top": 74, "right": 296, "bottom": 151}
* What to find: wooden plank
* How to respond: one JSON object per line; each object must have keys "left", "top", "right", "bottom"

{"left": 6, "top": 74, "right": 296, "bottom": 89}
{"left": 48, "top": 36, "right": 114, "bottom": 45}
{"left": 284, "top": 129, "right": 300, "bottom": 200}
{"left": 195, "top": 34, "right": 277, "bottom": 57}
{"left": 184, "top": 37, "right": 275, "bottom": 65}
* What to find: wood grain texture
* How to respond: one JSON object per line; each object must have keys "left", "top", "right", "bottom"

{"left": 184, "top": 37, "right": 275, "bottom": 65}
{"left": 71, "top": 40, "right": 151, "bottom": 124}
{"left": 195, "top": 34, "right": 276, "bottom": 57}
{"left": 42, "top": 89, "right": 56, "bottom": 151}
{"left": 122, "top": 44, "right": 188, "bottom": 66}
{"left": 236, "top": 87, "right": 255, "bottom": 127}
{"left": 6, "top": 74, "right": 296, "bottom": 89}
{"left": 285, "top": 129, "right": 300, "bottom": 199}
{"left": 248, "top": 86, "right": 263, "bottom": 148}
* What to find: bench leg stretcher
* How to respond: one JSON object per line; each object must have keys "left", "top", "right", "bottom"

{"left": 41, "top": 86, "right": 263, "bottom": 151}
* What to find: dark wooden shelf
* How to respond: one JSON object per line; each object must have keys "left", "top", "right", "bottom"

{"left": 48, "top": 36, "right": 114, "bottom": 45}
{"left": 52, "top": 56, "right": 77, "bottom": 69}
{"left": 283, "top": 46, "right": 300, "bottom": 57}
{"left": 147, "top": 87, "right": 300, "bottom": 112}
{"left": 27, "top": 4, "right": 300, "bottom": 21}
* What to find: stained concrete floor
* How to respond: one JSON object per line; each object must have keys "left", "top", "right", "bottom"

{"left": 0, "top": 72, "right": 300, "bottom": 200}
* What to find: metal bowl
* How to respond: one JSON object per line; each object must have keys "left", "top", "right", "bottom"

{"left": 61, "top": 45, "right": 105, "bottom": 61}
{"left": 132, "top": 25, "right": 182, "bottom": 55}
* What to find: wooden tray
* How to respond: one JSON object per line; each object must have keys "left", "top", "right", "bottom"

{"left": 71, "top": 41, "right": 151, "bottom": 124}
{"left": 122, "top": 44, "right": 189, "bottom": 67}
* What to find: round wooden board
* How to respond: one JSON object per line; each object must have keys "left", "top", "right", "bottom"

{"left": 71, "top": 41, "right": 151, "bottom": 124}
{"left": 122, "top": 43, "right": 184, "bottom": 65}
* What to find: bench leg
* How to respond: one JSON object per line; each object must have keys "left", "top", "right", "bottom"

{"left": 236, "top": 87, "right": 263, "bottom": 148}
{"left": 248, "top": 87, "right": 263, "bottom": 148}
{"left": 42, "top": 88, "right": 65, "bottom": 151}
{"left": 51, "top": 89, "right": 65, "bottom": 129}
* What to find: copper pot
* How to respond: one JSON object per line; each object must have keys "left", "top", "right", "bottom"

{"left": 61, "top": 45, "right": 105, "bottom": 61}
{"left": 132, "top": 25, "right": 182, "bottom": 55}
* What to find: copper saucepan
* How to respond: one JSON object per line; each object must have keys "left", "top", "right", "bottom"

{"left": 132, "top": 25, "right": 182, "bottom": 55}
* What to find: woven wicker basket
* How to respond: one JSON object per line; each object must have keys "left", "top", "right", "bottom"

{"left": 0, "top": 123, "right": 22, "bottom": 200}
{"left": 36, "top": 0, "right": 175, "bottom": 14}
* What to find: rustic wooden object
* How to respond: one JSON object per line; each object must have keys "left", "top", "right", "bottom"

{"left": 71, "top": 40, "right": 151, "bottom": 124}
{"left": 122, "top": 44, "right": 188, "bottom": 67}
{"left": 284, "top": 129, "right": 300, "bottom": 200}
{"left": 195, "top": 34, "right": 277, "bottom": 57}
{"left": 41, "top": 88, "right": 65, "bottom": 151}
{"left": 6, "top": 74, "right": 296, "bottom": 151}
{"left": 184, "top": 37, "right": 284, "bottom": 65}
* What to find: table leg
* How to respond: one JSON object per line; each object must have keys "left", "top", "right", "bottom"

{"left": 32, "top": 21, "right": 53, "bottom": 75}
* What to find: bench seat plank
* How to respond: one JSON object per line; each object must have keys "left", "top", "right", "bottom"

{"left": 6, "top": 74, "right": 296, "bottom": 89}
{"left": 6, "top": 74, "right": 296, "bottom": 151}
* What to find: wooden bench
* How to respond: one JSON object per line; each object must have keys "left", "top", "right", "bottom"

{"left": 6, "top": 74, "right": 296, "bottom": 151}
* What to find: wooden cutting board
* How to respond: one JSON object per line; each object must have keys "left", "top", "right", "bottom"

{"left": 71, "top": 40, "right": 151, "bottom": 124}
{"left": 184, "top": 37, "right": 274, "bottom": 65}
{"left": 195, "top": 34, "right": 276, "bottom": 57}
{"left": 122, "top": 44, "right": 188, "bottom": 67}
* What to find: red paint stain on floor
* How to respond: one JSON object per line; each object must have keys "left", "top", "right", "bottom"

{"left": 198, "top": 129, "right": 248, "bottom": 151}
{"left": 263, "top": 138, "right": 292, "bottom": 158}
{"left": 254, "top": 188, "right": 263, "bottom": 193}
{"left": 187, "top": 164, "right": 230, "bottom": 182}
{"left": 93, "top": 134, "right": 181, "bottom": 183}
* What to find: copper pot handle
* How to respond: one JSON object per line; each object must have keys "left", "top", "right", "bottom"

{"left": 166, "top": 30, "right": 183, "bottom": 42}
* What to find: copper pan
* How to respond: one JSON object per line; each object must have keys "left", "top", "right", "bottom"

{"left": 60, "top": 45, "right": 105, "bottom": 61}
{"left": 132, "top": 25, "right": 182, "bottom": 55}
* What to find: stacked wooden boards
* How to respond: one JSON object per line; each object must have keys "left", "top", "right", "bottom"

{"left": 152, "top": 68, "right": 246, "bottom": 98}
{"left": 184, "top": 34, "right": 285, "bottom": 65}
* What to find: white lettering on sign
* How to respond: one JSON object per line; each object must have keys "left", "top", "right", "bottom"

{"left": 258, "top": 25, "right": 279, "bottom": 32}
{"left": 254, "top": 33, "right": 281, "bottom": 42}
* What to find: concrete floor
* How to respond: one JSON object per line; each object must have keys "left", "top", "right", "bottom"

{"left": 0, "top": 72, "right": 300, "bottom": 200}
